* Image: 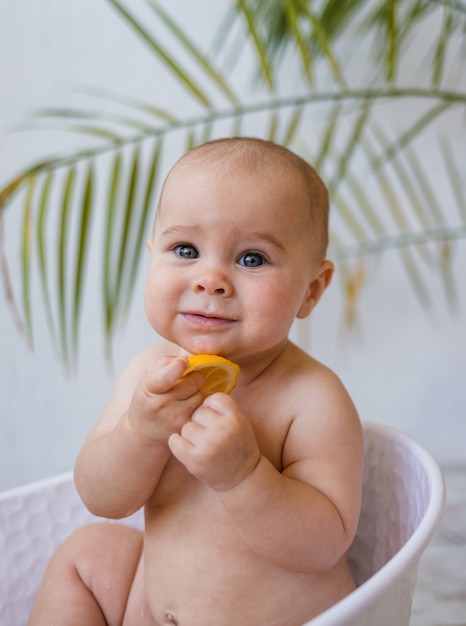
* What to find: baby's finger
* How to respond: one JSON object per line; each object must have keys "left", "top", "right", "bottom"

{"left": 168, "top": 432, "right": 194, "bottom": 462}
{"left": 190, "top": 404, "right": 219, "bottom": 428}
{"left": 202, "top": 391, "right": 236, "bottom": 415}
{"left": 146, "top": 356, "right": 189, "bottom": 394}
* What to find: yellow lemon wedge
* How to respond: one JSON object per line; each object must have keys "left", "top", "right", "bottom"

{"left": 183, "top": 354, "right": 240, "bottom": 398}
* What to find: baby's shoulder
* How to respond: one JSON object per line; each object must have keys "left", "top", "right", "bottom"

{"left": 275, "top": 342, "right": 343, "bottom": 391}
{"left": 273, "top": 343, "right": 358, "bottom": 423}
{"left": 277, "top": 345, "right": 362, "bottom": 465}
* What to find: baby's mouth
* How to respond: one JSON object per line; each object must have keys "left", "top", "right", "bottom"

{"left": 182, "top": 312, "right": 235, "bottom": 327}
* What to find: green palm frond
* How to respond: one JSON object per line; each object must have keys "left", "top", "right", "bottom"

{"left": 106, "top": 0, "right": 213, "bottom": 108}
{"left": 20, "top": 176, "right": 36, "bottom": 347}
{"left": 57, "top": 167, "right": 76, "bottom": 367}
{"left": 75, "top": 86, "right": 179, "bottom": 124}
{"left": 370, "top": 101, "right": 452, "bottom": 170}
{"left": 236, "top": 0, "right": 275, "bottom": 90}
{"left": 36, "top": 172, "right": 57, "bottom": 348}
{"left": 0, "top": 0, "right": 465, "bottom": 366}
{"left": 71, "top": 165, "right": 95, "bottom": 362}
{"left": 146, "top": 0, "right": 240, "bottom": 105}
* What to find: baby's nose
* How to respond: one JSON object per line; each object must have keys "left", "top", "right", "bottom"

{"left": 192, "top": 268, "right": 232, "bottom": 296}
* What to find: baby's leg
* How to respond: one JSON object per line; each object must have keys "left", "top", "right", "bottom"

{"left": 28, "top": 522, "right": 145, "bottom": 626}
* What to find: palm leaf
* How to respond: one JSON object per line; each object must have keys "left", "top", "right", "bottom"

{"left": 364, "top": 0, "right": 404, "bottom": 81}
{"left": 230, "top": 114, "right": 242, "bottom": 137}
{"left": 432, "top": 3, "right": 454, "bottom": 87}
{"left": 319, "top": 0, "right": 366, "bottom": 42}
{"left": 146, "top": 0, "right": 239, "bottom": 105}
{"left": 200, "top": 120, "right": 214, "bottom": 145}
{"left": 267, "top": 111, "right": 279, "bottom": 142}
{"left": 281, "top": 105, "right": 303, "bottom": 146}
{"left": 30, "top": 107, "right": 162, "bottom": 133}
{"left": 20, "top": 176, "right": 36, "bottom": 346}
{"left": 384, "top": 0, "right": 398, "bottom": 82}
{"left": 439, "top": 238, "right": 460, "bottom": 312}
{"left": 283, "top": 0, "right": 314, "bottom": 84}
{"left": 371, "top": 101, "right": 452, "bottom": 170}
{"left": 71, "top": 164, "right": 94, "bottom": 363}
{"left": 210, "top": 4, "right": 239, "bottom": 59}
{"left": 329, "top": 100, "right": 373, "bottom": 195}
{"left": 57, "top": 167, "right": 76, "bottom": 367}
{"left": 103, "top": 152, "right": 123, "bottom": 354}
{"left": 76, "top": 86, "right": 179, "bottom": 124}
{"left": 370, "top": 123, "right": 439, "bottom": 269}
{"left": 403, "top": 144, "right": 445, "bottom": 230}
{"left": 113, "top": 147, "right": 141, "bottom": 320}
{"left": 106, "top": 0, "right": 212, "bottom": 108}
{"left": 36, "top": 171, "right": 58, "bottom": 348}
{"left": 297, "top": 3, "right": 346, "bottom": 86}
{"left": 123, "top": 139, "right": 162, "bottom": 317}
{"left": 333, "top": 193, "right": 370, "bottom": 241}
{"left": 0, "top": 1, "right": 465, "bottom": 365}
{"left": 314, "top": 102, "right": 342, "bottom": 171}
{"left": 361, "top": 135, "right": 434, "bottom": 308}
{"left": 341, "top": 170, "right": 386, "bottom": 237}
{"left": 236, "top": 0, "right": 275, "bottom": 90}
{"left": 0, "top": 173, "right": 27, "bottom": 208}
{"left": 4, "top": 87, "right": 463, "bottom": 191}
{"left": 403, "top": 144, "right": 460, "bottom": 310}
{"left": 330, "top": 225, "right": 466, "bottom": 262}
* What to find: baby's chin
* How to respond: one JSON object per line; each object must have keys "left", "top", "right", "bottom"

{"left": 155, "top": 331, "right": 219, "bottom": 358}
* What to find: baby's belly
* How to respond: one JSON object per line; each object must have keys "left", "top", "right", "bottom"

{"left": 143, "top": 500, "right": 355, "bottom": 626}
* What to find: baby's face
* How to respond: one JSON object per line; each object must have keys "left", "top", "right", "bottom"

{"left": 144, "top": 161, "right": 322, "bottom": 363}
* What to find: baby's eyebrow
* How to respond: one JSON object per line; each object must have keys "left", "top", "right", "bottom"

{"left": 247, "top": 231, "right": 286, "bottom": 252}
{"left": 160, "top": 225, "right": 200, "bottom": 238}
{"left": 159, "top": 225, "right": 285, "bottom": 252}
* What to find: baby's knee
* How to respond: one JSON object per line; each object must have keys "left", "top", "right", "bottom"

{"left": 54, "top": 522, "right": 143, "bottom": 621}
{"left": 30, "top": 523, "right": 143, "bottom": 625}
{"left": 50, "top": 522, "right": 141, "bottom": 581}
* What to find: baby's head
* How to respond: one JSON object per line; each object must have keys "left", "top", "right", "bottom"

{"left": 155, "top": 137, "right": 330, "bottom": 264}
{"left": 146, "top": 137, "right": 333, "bottom": 358}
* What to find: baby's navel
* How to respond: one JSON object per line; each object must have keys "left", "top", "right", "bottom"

{"left": 164, "top": 611, "right": 178, "bottom": 625}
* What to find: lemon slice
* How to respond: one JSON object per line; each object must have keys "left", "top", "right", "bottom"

{"left": 183, "top": 354, "right": 240, "bottom": 398}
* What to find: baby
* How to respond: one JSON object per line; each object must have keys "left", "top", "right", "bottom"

{"left": 29, "top": 137, "right": 363, "bottom": 626}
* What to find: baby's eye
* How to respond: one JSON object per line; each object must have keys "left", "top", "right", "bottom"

{"left": 238, "top": 252, "right": 266, "bottom": 268}
{"left": 174, "top": 244, "right": 199, "bottom": 259}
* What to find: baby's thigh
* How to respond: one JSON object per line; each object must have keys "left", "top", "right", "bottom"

{"left": 67, "top": 522, "right": 144, "bottom": 625}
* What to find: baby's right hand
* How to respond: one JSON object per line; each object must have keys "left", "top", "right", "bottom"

{"left": 127, "top": 356, "right": 204, "bottom": 447}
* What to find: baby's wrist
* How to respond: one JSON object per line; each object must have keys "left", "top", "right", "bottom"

{"left": 123, "top": 410, "right": 170, "bottom": 452}
{"left": 213, "top": 452, "right": 263, "bottom": 494}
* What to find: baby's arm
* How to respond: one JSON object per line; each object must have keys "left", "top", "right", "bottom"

{"left": 74, "top": 348, "right": 204, "bottom": 519}
{"left": 221, "top": 372, "right": 362, "bottom": 573}
{"left": 170, "top": 368, "right": 363, "bottom": 574}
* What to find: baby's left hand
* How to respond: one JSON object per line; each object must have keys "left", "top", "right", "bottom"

{"left": 168, "top": 394, "right": 261, "bottom": 491}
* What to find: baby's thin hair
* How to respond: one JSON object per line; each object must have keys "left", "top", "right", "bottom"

{"left": 158, "top": 137, "right": 330, "bottom": 260}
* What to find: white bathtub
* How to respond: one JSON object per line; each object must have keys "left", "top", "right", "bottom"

{"left": 0, "top": 422, "right": 445, "bottom": 625}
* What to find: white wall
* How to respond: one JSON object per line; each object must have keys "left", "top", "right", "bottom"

{"left": 1, "top": 0, "right": 465, "bottom": 490}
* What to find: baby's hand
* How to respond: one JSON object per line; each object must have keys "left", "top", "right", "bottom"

{"left": 127, "top": 356, "right": 204, "bottom": 447}
{"left": 168, "top": 393, "right": 261, "bottom": 491}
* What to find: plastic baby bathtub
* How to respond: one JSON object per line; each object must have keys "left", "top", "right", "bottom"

{"left": 0, "top": 421, "right": 445, "bottom": 626}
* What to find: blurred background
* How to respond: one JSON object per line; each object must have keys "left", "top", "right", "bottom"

{"left": 1, "top": 0, "right": 465, "bottom": 490}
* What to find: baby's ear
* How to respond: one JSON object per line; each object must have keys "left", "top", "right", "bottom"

{"left": 146, "top": 238, "right": 153, "bottom": 251}
{"left": 297, "top": 260, "right": 334, "bottom": 319}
